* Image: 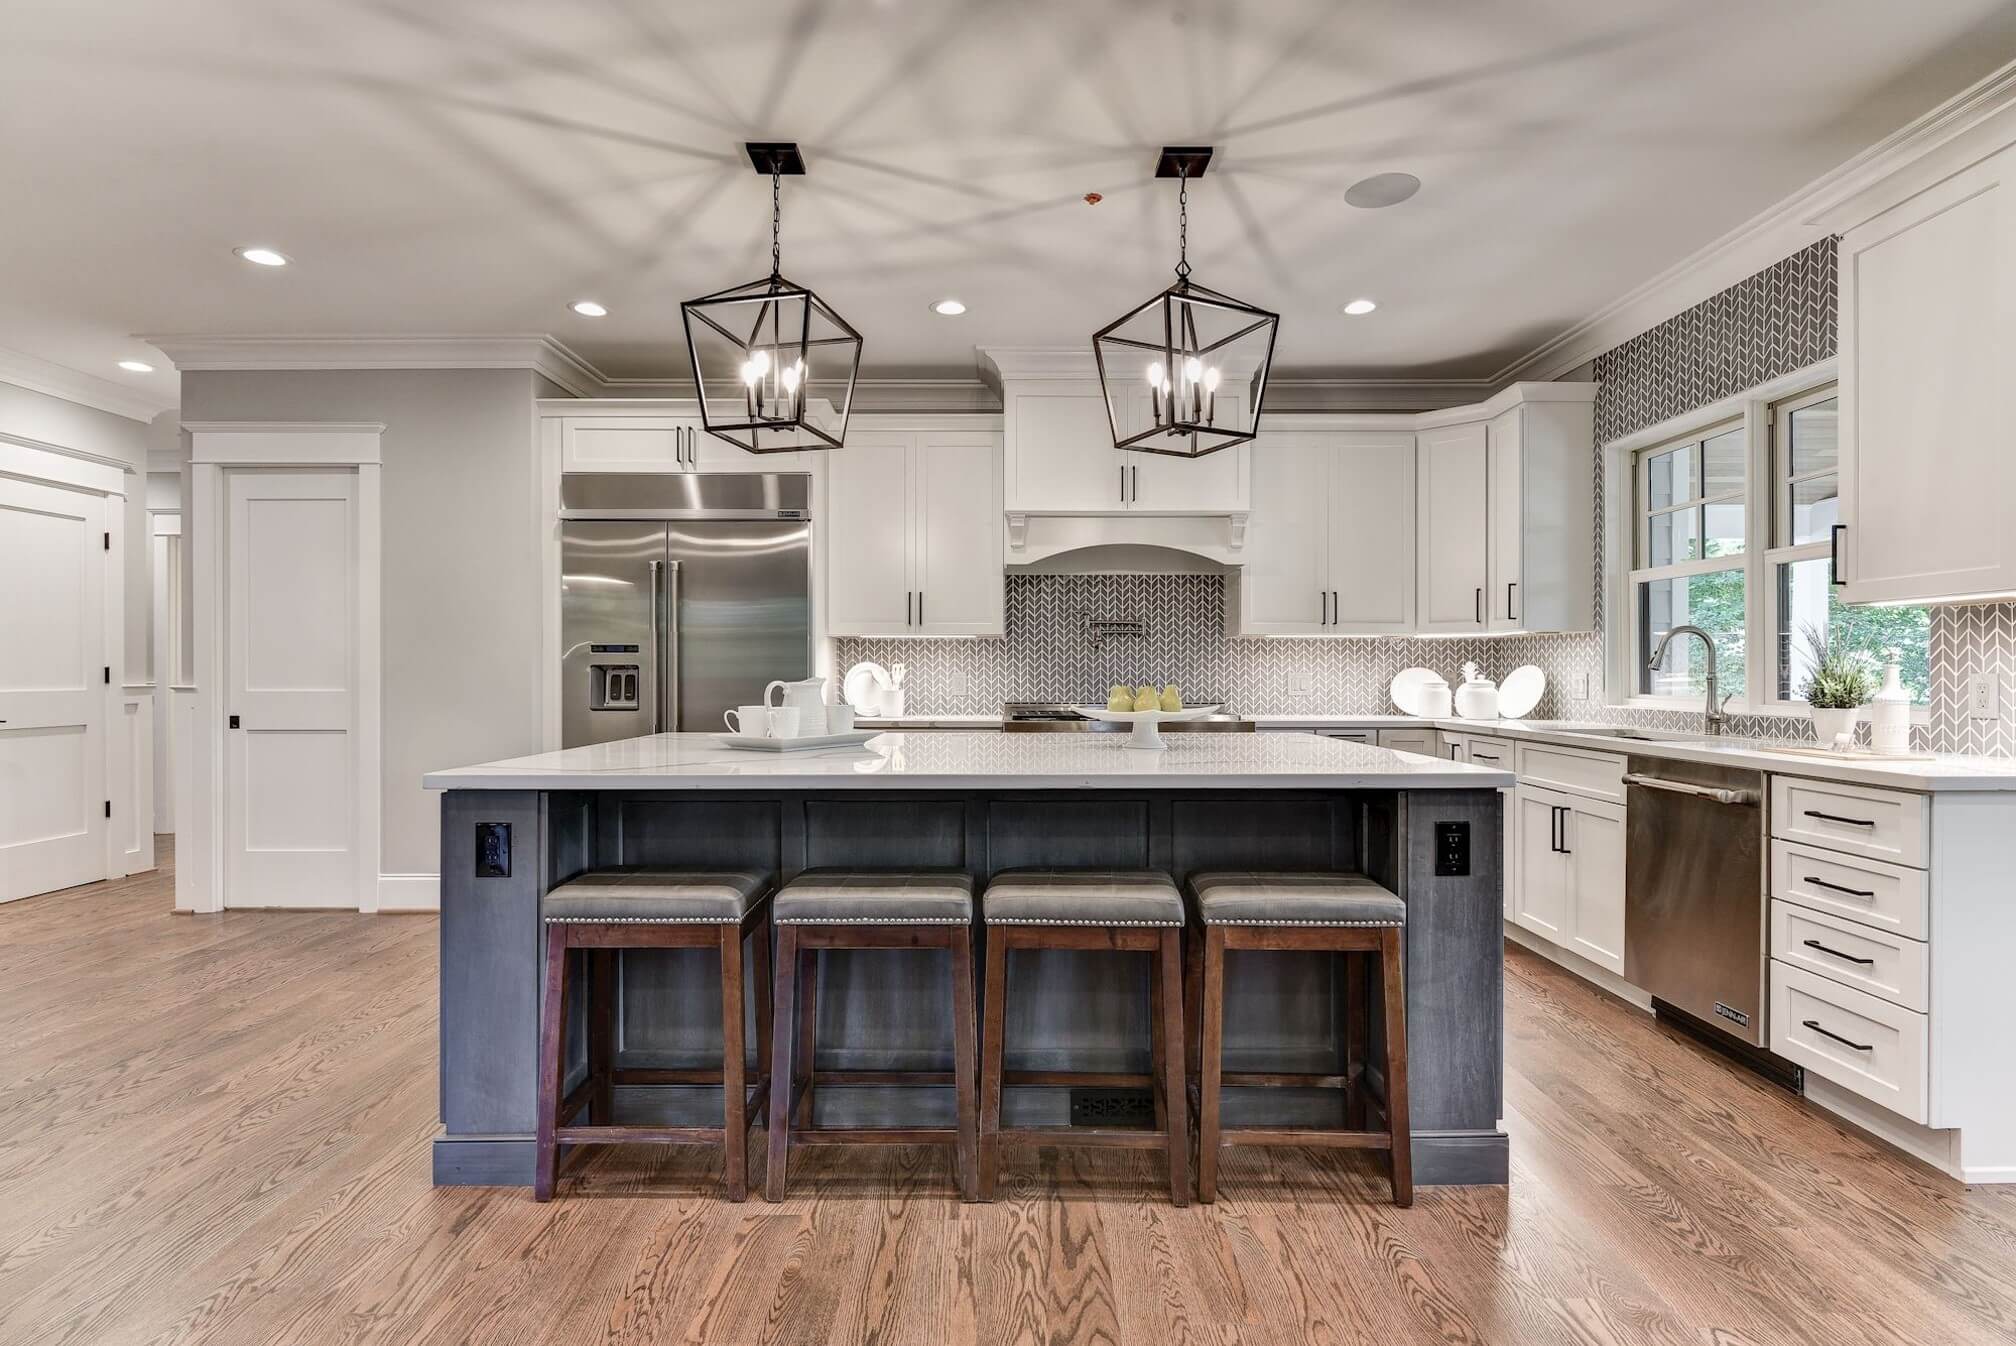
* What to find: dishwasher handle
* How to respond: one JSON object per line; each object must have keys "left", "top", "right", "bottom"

{"left": 1623, "top": 772, "right": 1760, "bottom": 807}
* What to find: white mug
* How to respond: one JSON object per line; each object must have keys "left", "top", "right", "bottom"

{"left": 826, "top": 703, "right": 855, "bottom": 734}
{"left": 766, "top": 706, "right": 803, "bottom": 738}
{"left": 725, "top": 705, "right": 769, "bottom": 736}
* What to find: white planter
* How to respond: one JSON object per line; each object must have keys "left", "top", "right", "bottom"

{"left": 1810, "top": 706, "right": 1859, "bottom": 747}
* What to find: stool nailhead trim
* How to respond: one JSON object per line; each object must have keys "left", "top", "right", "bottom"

{"left": 1200, "top": 917, "right": 1405, "bottom": 927}
{"left": 986, "top": 916, "right": 1182, "bottom": 927}
{"left": 772, "top": 915, "right": 971, "bottom": 925}
{"left": 543, "top": 915, "right": 740, "bottom": 924}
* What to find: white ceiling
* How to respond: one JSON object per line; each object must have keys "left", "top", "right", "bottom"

{"left": 7, "top": 0, "right": 2016, "bottom": 407}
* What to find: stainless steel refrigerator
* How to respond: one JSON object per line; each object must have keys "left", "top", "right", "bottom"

{"left": 560, "top": 472, "right": 811, "bottom": 747}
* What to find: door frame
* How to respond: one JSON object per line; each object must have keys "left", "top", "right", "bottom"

{"left": 182, "top": 423, "right": 383, "bottom": 913}
{"left": 0, "top": 433, "right": 128, "bottom": 902}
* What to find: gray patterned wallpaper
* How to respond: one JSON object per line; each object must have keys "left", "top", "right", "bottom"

{"left": 840, "top": 235, "right": 2015, "bottom": 754}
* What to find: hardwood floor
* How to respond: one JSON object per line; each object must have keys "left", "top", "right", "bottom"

{"left": 5, "top": 846, "right": 2015, "bottom": 1346}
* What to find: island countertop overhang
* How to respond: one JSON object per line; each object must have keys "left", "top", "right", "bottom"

{"left": 422, "top": 730, "right": 1517, "bottom": 792}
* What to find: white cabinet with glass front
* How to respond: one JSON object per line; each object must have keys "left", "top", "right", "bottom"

{"left": 1610, "top": 369, "right": 1930, "bottom": 717}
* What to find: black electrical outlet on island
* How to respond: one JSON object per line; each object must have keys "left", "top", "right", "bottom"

{"left": 475, "top": 822, "right": 511, "bottom": 878}
{"left": 1435, "top": 821, "right": 1470, "bottom": 877}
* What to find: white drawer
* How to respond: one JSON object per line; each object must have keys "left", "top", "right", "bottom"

{"left": 1770, "top": 900, "right": 1928, "bottom": 1012}
{"left": 1770, "top": 840, "right": 1928, "bottom": 939}
{"left": 1462, "top": 735, "right": 1515, "bottom": 769}
{"left": 1770, "top": 776, "right": 1928, "bottom": 868}
{"left": 1514, "top": 742, "right": 1625, "bottom": 804}
{"left": 1771, "top": 961, "right": 1928, "bottom": 1122}
{"left": 1316, "top": 729, "right": 1376, "bottom": 744}
{"left": 1376, "top": 728, "right": 1439, "bottom": 755}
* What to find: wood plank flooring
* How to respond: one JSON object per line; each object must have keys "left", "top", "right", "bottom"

{"left": 4, "top": 844, "right": 2014, "bottom": 1345}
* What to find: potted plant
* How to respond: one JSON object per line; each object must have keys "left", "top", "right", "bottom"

{"left": 1798, "top": 622, "right": 1874, "bottom": 747}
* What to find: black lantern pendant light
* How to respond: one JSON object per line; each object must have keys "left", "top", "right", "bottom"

{"left": 681, "top": 142, "right": 862, "bottom": 453}
{"left": 1092, "top": 147, "right": 1279, "bottom": 458}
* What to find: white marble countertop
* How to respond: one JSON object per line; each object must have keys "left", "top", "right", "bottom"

{"left": 422, "top": 730, "right": 1514, "bottom": 792}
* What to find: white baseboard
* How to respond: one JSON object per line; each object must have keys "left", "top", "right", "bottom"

{"left": 376, "top": 873, "right": 440, "bottom": 913}
{"left": 1504, "top": 922, "right": 1654, "bottom": 1012}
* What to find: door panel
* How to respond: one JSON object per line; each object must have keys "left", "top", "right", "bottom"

{"left": 1514, "top": 786, "right": 1566, "bottom": 940}
{"left": 225, "top": 471, "right": 355, "bottom": 908}
{"left": 824, "top": 435, "right": 915, "bottom": 635}
{"left": 667, "top": 521, "right": 811, "bottom": 732}
{"left": 560, "top": 521, "right": 662, "bottom": 747}
{"left": 916, "top": 434, "right": 1003, "bottom": 635}
{"left": 1236, "top": 431, "right": 1328, "bottom": 632}
{"left": 1125, "top": 390, "right": 1248, "bottom": 511}
{"left": 1566, "top": 801, "right": 1626, "bottom": 974}
{"left": 1416, "top": 421, "right": 1489, "bottom": 631}
{"left": 1487, "top": 408, "right": 1523, "bottom": 629}
{"left": 1329, "top": 432, "right": 1416, "bottom": 631}
{"left": 0, "top": 476, "right": 106, "bottom": 903}
{"left": 1008, "top": 391, "right": 1117, "bottom": 511}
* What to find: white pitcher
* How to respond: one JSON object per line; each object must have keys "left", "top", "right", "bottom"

{"left": 764, "top": 676, "right": 828, "bottom": 737}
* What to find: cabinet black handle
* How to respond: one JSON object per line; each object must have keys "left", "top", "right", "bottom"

{"left": 1507, "top": 581, "right": 1517, "bottom": 621}
{"left": 1474, "top": 587, "right": 1483, "bottom": 624}
{"left": 1803, "top": 809, "right": 1876, "bottom": 827}
{"left": 906, "top": 592, "right": 913, "bottom": 626}
{"left": 1803, "top": 1018, "right": 1873, "bottom": 1051}
{"left": 1805, "top": 875, "right": 1876, "bottom": 898}
{"left": 1829, "top": 523, "right": 1846, "bottom": 587}
{"left": 917, "top": 591, "right": 924, "bottom": 624}
{"left": 1802, "top": 938, "right": 1876, "bottom": 966}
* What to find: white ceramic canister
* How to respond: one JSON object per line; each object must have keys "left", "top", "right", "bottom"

{"left": 1453, "top": 661, "right": 1499, "bottom": 720}
{"left": 1418, "top": 672, "right": 1453, "bottom": 718}
{"left": 1869, "top": 651, "right": 1913, "bottom": 755}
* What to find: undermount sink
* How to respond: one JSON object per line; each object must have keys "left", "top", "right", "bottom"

{"left": 1527, "top": 724, "right": 1701, "bottom": 743}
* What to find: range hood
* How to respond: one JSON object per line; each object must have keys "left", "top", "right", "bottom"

{"left": 1007, "top": 541, "right": 1235, "bottom": 576}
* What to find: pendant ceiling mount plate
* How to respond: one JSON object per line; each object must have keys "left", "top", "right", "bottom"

{"left": 744, "top": 142, "right": 805, "bottom": 175}
{"left": 1154, "top": 146, "right": 1213, "bottom": 178}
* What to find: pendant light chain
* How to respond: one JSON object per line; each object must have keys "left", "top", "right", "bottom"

{"left": 770, "top": 167, "right": 783, "bottom": 280}
{"left": 1174, "top": 164, "right": 1191, "bottom": 285}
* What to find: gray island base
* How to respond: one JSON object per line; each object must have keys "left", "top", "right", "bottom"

{"left": 425, "top": 732, "right": 1511, "bottom": 1188}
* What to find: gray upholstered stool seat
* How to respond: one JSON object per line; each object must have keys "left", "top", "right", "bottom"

{"left": 542, "top": 868, "right": 772, "bottom": 924}
{"left": 982, "top": 868, "right": 1185, "bottom": 927}
{"left": 1190, "top": 871, "right": 1405, "bottom": 927}
{"left": 771, "top": 868, "right": 974, "bottom": 925}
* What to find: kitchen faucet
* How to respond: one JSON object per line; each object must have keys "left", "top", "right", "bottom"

{"left": 1647, "top": 624, "right": 1732, "bottom": 736}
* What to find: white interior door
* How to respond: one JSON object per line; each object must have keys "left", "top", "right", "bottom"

{"left": 224, "top": 470, "right": 357, "bottom": 908}
{"left": 0, "top": 476, "right": 108, "bottom": 903}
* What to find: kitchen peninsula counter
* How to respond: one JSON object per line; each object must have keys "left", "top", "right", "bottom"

{"left": 428, "top": 732, "right": 1512, "bottom": 1187}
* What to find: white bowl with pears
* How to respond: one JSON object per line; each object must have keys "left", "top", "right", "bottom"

{"left": 1078, "top": 684, "right": 1218, "bottom": 749}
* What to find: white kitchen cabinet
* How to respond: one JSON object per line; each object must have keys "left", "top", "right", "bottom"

{"left": 562, "top": 412, "right": 814, "bottom": 474}
{"left": 826, "top": 430, "right": 1002, "bottom": 637}
{"left": 1120, "top": 388, "right": 1249, "bottom": 512}
{"left": 1513, "top": 781, "right": 1625, "bottom": 973}
{"left": 1416, "top": 421, "right": 1489, "bottom": 631}
{"left": 1837, "top": 141, "right": 2016, "bottom": 605}
{"left": 1375, "top": 727, "right": 1439, "bottom": 755}
{"left": 1002, "top": 382, "right": 1248, "bottom": 515}
{"left": 1233, "top": 429, "right": 1413, "bottom": 635}
{"left": 1487, "top": 407, "right": 1523, "bottom": 629}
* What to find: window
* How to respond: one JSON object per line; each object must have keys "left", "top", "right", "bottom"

{"left": 1616, "top": 374, "right": 1932, "bottom": 713}
{"left": 1766, "top": 387, "right": 1930, "bottom": 704}
{"left": 1633, "top": 423, "right": 1746, "bottom": 698}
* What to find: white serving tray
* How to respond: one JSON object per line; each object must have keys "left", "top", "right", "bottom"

{"left": 712, "top": 730, "right": 881, "bottom": 752}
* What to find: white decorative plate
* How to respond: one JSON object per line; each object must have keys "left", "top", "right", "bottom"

{"left": 1075, "top": 704, "right": 1221, "bottom": 749}
{"left": 1498, "top": 665, "right": 1547, "bottom": 719}
{"left": 842, "top": 662, "right": 891, "bottom": 711}
{"left": 1389, "top": 667, "right": 1441, "bottom": 717}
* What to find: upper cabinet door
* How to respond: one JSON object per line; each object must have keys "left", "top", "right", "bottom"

{"left": 1416, "top": 421, "right": 1490, "bottom": 632}
{"left": 1122, "top": 389, "right": 1250, "bottom": 512}
{"left": 915, "top": 433, "right": 1005, "bottom": 636}
{"left": 1486, "top": 408, "right": 1524, "bottom": 630}
{"left": 824, "top": 435, "right": 916, "bottom": 637}
{"left": 1839, "top": 142, "right": 2016, "bottom": 604}
{"left": 1235, "top": 431, "right": 1330, "bottom": 633}
{"left": 562, "top": 416, "right": 700, "bottom": 473}
{"left": 1329, "top": 431, "right": 1416, "bottom": 632}
{"left": 1004, "top": 388, "right": 1120, "bottom": 513}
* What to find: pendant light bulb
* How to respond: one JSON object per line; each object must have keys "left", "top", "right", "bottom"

{"left": 780, "top": 361, "right": 802, "bottom": 395}
{"left": 1203, "top": 366, "right": 1221, "bottom": 391}
{"left": 1183, "top": 356, "right": 1203, "bottom": 384}
{"left": 740, "top": 358, "right": 760, "bottom": 387}
{"left": 1145, "top": 360, "right": 1164, "bottom": 389}
{"left": 749, "top": 347, "right": 771, "bottom": 378}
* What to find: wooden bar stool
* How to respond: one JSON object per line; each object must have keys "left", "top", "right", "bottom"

{"left": 1186, "top": 871, "right": 1411, "bottom": 1206}
{"left": 534, "top": 868, "right": 774, "bottom": 1201}
{"left": 764, "top": 870, "right": 980, "bottom": 1202}
{"left": 978, "top": 869, "right": 1189, "bottom": 1205}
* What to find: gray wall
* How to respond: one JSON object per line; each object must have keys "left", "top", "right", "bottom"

{"left": 178, "top": 368, "right": 548, "bottom": 875}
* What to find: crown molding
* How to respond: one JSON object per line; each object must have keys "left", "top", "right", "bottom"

{"left": 141, "top": 334, "right": 603, "bottom": 398}
{"left": 1493, "top": 57, "right": 2016, "bottom": 386}
{"left": 0, "top": 345, "right": 175, "bottom": 423}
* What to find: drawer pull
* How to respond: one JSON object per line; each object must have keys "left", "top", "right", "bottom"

{"left": 1801, "top": 938, "right": 1876, "bottom": 966}
{"left": 1805, "top": 875, "right": 1876, "bottom": 898}
{"left": 1803, "top": 809, "right": 1875, "bottom": 827}
{"left": 1803, "top": 1019, "right": 1874, "bottom": 1052}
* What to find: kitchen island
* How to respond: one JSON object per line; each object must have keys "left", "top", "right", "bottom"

{"left": 423, "top": 731, "right": 1514, "bottom": 1187}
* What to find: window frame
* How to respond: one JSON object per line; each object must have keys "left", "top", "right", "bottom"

{"left": 1628, "top": 417, "right": 1749, "bottom": 702}
{"left": 1603, "top": 359, "right": 1929, "bottom": 722}
{"left": 1761, "top": 383, "right": 1841, "bottom": 712}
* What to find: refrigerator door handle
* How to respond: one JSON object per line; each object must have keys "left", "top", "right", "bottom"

{"left": 663, "top": 559, "right": 682, "bottom": 731}
{"left": 648, "top": 559, "right": 665, "bottom": 732}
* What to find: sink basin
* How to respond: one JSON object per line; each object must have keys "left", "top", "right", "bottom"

{"left": 1522, "top": 724, "right": 1701, "bottom": 743}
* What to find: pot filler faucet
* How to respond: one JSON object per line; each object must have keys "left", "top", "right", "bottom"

{"left": 1647, "top": 624, "right": 1731, "bottom": 737}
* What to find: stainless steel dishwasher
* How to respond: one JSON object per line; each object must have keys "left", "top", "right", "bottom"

{"left": 1623, "top": 756, "right": 1768, "bottom": 1047}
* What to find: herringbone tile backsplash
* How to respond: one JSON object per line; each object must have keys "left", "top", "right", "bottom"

{"left": 840, "top": 235, "right": 2015, "bottom": 755}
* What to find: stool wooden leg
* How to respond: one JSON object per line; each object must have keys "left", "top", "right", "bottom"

{"left": 793, "top": 947, "right": 818, "bottom": 1129}
{"left": 765, "top": 924, "right": 798, "bottom": 1203}
{"left": 719, "top": 924, "right": 749, "bottom": 1202}
{"left": 978, "top": 929, "right": 1009, "bottom": 1200}
{"left": 1343, "top": 950, "right": 1369, "bottom": 1130}
{"left": 534, "top": 927, "right": 570, "bottom": 1202}
{"left": 1197, "top": 924, "right": 1226, "bottom": 1204}
{"left": 1148, "top": 942, "right": 1168, "bottom": 1134}
{"left": 589, "top": 949, "right": 615, "bottom": 1127}
{"left": 949, "top": 924, "right": 981, "bottom": 1202}
{"left": 1184, "top": 920, "right": 1203, "bottom": 1085}
{"left": 1379, "top": 927, "right": 1413, "bottom": 1207}
{"left": 751, "top": 918, "right": 773, "bottom": 1119}
{"left": 1157, "top": 928, "right": 1190, "bottom": 1207}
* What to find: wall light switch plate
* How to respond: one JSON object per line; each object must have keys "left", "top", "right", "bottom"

{"left": 1287, "top": 668, "right": 1312, "bottom": 694}
{"left": 1968, "top": 673, "right": 2001, "bottom": 720}
{"left": 1578, "top": 672, "right": 1592, "bottom": 700}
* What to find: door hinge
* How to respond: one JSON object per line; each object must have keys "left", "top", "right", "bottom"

{"left": 103, "top": 531, "right": 111, "bottom": 550}
{"left": 103, "top": 665, "right": 111, "bottom": 684}
{"left": 105, "top": 800, "right": 112, "bottom": 818}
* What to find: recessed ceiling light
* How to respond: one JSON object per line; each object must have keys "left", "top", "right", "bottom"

{"left": 570, "top": 300, "right": 609, "bottom": 317}
{"left": 117, "top": 360, "right": 156, "bottom": 373}
{"left": 931, "top": 298, "right": 967, "bottom": 316}
{"left": 234, "top": 246, "right": 289, "bottom": 267}
{"left": 1342, "top": 298, "right": 1378, "bottom": 316}
{"left": 1343, "top": 172, "right": 1421, "bottom": 209}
